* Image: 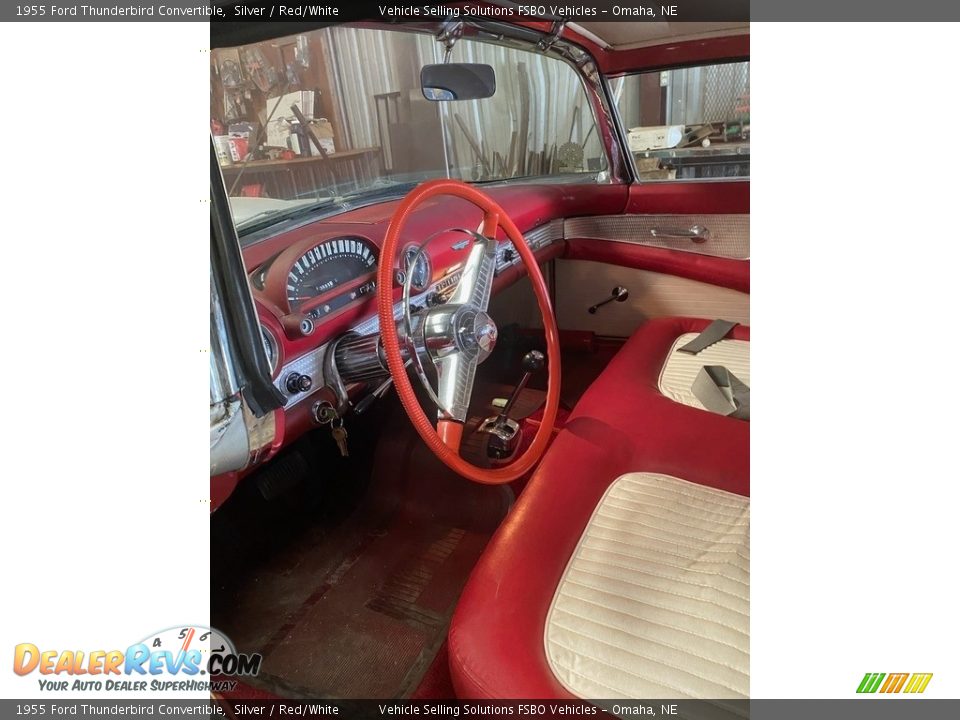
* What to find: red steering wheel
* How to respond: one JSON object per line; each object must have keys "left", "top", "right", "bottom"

{"left": 376, "top": 179, "right": 561, "bottom": 484}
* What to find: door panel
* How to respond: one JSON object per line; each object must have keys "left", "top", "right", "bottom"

{"left": 565, "top": 214, "right": 749, "bottom": 259}
{"left": 558, "top": 180, "right": 748, "bottom": 337}
{"left": 555, "top": 261, "right": 749, "bottom": 337}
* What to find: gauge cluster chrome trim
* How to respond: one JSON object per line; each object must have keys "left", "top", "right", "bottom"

{"left": 272, "top": 219, "right": 565, "bottom": 409}
{"left": 402, "top": 243, "right": 433, "bottom": 293}
{"left": 259, "top": 326, "right": 280, "bottom": 375}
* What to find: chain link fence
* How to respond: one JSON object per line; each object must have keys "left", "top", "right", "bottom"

{"left": 668, "top": 61, "right": 750, "bottom": 125}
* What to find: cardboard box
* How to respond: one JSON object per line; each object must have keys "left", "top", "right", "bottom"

{"left": 213, "top": 135, "right": 233, "bottom": 165}
{"left": 308, "top": 118, "right": 335, "bottom": 155}
{"left": 628, "top": 125, "right": 683, "bottom": 152}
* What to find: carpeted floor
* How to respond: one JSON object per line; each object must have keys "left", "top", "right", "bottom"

{"left": 211, "top": 403, "right": 512, "bottom": 699}
{"left": 211, "top": 339, "right": 619, "bottom": 699}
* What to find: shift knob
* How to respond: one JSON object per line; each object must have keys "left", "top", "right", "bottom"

{"left": 498, "top": 350, "right": 545, "bottom": 421}
{"left": 521, "top": 350, "right": 545, "bottom": 373}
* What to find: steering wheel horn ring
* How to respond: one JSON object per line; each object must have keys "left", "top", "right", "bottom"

{"left": 377, "top": 179, "right": 562, "bottom": 485}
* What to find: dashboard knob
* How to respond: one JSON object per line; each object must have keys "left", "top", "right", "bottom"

{"left": 502, "top": 247, "right": 515, "bottom": 263}
{"left": 281, "top": 313, "right": 315, "bottom": 338}
{"left": 285, "top": 372, "right": 313, "bottom": 394}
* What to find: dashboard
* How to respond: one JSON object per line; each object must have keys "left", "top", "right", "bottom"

{"left": 241, "top": 183, "right": 629, "bottom": 464}
{"left": 212, "top": 180, "right": 751, "bottom": 510}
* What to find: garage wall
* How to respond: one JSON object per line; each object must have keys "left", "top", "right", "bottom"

{"left": 317, "top": 26, "right": 607, "bottom": 179}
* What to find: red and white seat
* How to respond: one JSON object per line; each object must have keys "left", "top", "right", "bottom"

{"left": 448, "top": 317, "right": 750, "bottom": 699}
{"left": 659, "top": 331, "right": 750, "bottom": 412}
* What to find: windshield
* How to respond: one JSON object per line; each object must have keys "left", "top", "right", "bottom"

{"left": 210, "top": 25, "right": 608, "bottom": 239}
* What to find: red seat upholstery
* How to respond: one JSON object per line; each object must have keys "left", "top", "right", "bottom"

{"left": 448, "top": 317, "right": 750, "bottom": 698}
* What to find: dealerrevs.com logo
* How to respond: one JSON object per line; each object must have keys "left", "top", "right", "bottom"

{"left": 13, "top": 625, "right": 260, "bottom": 693}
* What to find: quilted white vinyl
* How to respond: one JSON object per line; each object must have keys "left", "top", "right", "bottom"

{"left": 658, "top": 333, "right": 750, "bottom": 410}
{"left": 545, "top": 473, "right": 750, "bottom": 699}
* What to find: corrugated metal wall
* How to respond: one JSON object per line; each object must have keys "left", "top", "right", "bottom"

{"left": 613, "top": 61, "right": 750, "bottom": 129}
{"left": 317, "top": 26, "right": 606, "bottom": 179}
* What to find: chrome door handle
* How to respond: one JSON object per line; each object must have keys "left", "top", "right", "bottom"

{"left": 649, "top": 225, "right": 711, "bottom": 243}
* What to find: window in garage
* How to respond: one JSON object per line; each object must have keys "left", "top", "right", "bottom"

{"left": 210, "top": 25, "right": 611, "bottom": 219}
{"left": 611, "top": 61, "right": 750, "bottom": 180}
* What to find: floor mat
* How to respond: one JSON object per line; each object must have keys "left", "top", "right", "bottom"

{"left": 212, "top": 407, "right": 509, "bottom": 699}
{"left": 254, "top": 516, "right": 488, "bottom": 698}
{"left": 211, "top": 338, "right": 616, "bottom": 699}
{"left": 410, "top": 641, "right": 456, "bottom": 699}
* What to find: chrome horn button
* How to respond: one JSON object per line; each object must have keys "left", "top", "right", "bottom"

{"left": 452, "top": 307, "right": 498, "bottom": 362}
{"left": 420, "top": 305, "right": 498, "bottom": 364}
{"left": 471, "top": 310, "right": 498, "bottom": 360}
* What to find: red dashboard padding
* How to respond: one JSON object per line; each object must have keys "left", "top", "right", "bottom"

{"left": 448, "top": 317, "right": 749, "bottom": 699}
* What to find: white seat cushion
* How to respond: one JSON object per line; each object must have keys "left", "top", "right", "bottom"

{"left": 544, "top": 473, "right": 750, "bottom": 699}
{"left": 658, "top": 333, "right": 750, "bottom": 411}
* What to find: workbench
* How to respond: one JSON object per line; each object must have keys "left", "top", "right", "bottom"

{"left": 220, "top": 147, "right": 383, "bottom": 200}
{"left": 634, "top": 142, "right": 750, "bottom": 179}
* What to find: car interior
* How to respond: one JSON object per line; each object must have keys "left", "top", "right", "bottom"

{"left": 209, "top": 18, "right": 750, "bottom": 703}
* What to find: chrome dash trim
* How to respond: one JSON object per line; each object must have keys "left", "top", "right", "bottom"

{"left": 273, "top": 219, "right": 565, "bottom": 409}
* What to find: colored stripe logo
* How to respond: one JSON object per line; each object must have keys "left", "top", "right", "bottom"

{"left": 857, "top": 672, "right": 932, "bottom": 694}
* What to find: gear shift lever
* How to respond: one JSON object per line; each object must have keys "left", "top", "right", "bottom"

{"left": 499, "top": 350, "right": 545, "bottom": 420}
{"left": 477, "top": 350, "right": 546, "bottom": 460}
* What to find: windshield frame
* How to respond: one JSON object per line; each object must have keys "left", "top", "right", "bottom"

{"left": 212, "top": 20, "right": 628, "bottom": 246}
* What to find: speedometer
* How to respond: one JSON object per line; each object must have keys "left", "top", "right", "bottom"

{"left": 403, "top": 244, "right": 432, "bottom": 292}
{"left": 286, "top": 236, "right": 378, "bottom": 312}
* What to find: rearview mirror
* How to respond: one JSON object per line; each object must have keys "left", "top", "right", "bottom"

{"left": 420, "top": 64, "right": 496, "bottom": 101}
